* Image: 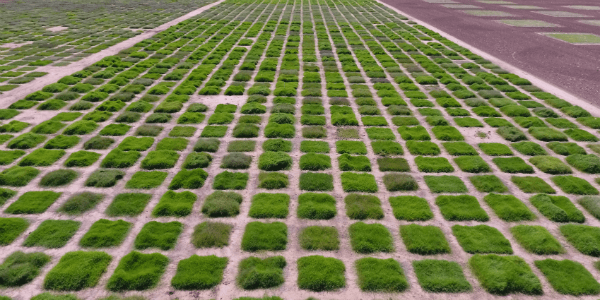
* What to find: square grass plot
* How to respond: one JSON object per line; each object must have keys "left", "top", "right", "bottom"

{"left": 511, "top": 176, "right": 556, "bottom": 193}
{"left": 454, "top": 156, "right": 490, "bottom": 173}
{"left": 141, "top": 150, "right": 179, "bottom": 170}
{"left": 479, "top": 143, "right": 513, "bottom": 156}
{"left": 534, "top": 259, "right": 600, "bottom": 295}
{"left": 484, "top": 194, "right": 536, "bottom": 221}
{"left": 152, "top": 191, "right": 196, "bottom": 217}
{"left": 0, "top": 217, "right": 29, "bottom": 245}
{"left": 372, "top": 141, "right": 403, "bottom": 156}
{"left": 241, "top": 222, "right": 287, "bottom": 252}
{"left": 169, "top": 169, "right": 208, "bottom": 190}
{"left": 213, "top": 171, "right": 249, "bottom": 190}
{"left": 469, "top": 175, "right": 508, "bottom": 193}
{"left": 436, "top": 195, "right": 489, "bottom": 221}
{"left": 355, "top": 258, "right": 408, "bottom": 292}
{"left": 453, "top": 225, "right": 513, "bottom": 254}
{"left": 5, "top": 191, "right": 61, "bottom": 214}
{"left": 299, "top": 226, "right": 339, "bottom": 250}
{"left": 400, "top": 224, "right": 451, "bottom": 255}
{"left": 443, "top": 142, "right": 477, "bottom": 156}
{"left": 237, "top": 256, "right": 286, "bottom": 290}
{"left": 510, "top": 225, "right": 565, "bottom": 255}
{"left": 297, "top": 193, "right": 336, "bottom": 220}
{"left": 299, "top": 172, "right": 333, "bottom": 191}
{"left": 79, "top": 219, "right": 131, "bottom": 248}
{"left": 297, "top": 256, "right": 345, "bottom": 291}
{"left": 249, "top": 193, "right": 289, "bottom": 218}
{"left": 43, "top": 251, "right": 111, "bottom": 291}
{"left": 383, "top": 173, "right": 418, "bottom": 191}
{"left": 105, "top": 193, "right": 151, "bottom": 217}
{"left": 493, "top": 157, "right": 534, "bottom": 173}
{"left": 552, "top": 176, "right": 598, "bottom": 195}
{"left": 19, "top": 149, "right": 65, "bottom": 167}
{"left": 469, "top": 254, "right": 542, "bottom": 295}
{"left": 415, "top": 156, "right": 454, "bottom": 172}
{"left": 134, "top": 221, "right": 182, "bottom": 251}
{"left": 377, "top": 158, "right": 410, "bottom": 172}
{"left": 407, "top": 141, "right": 440, "bottom": 155}
{"left": 201, "top": 191, "right": 242, "bottom": 217}
{"left": 560, "top": 224, "right": 600, "bottom": 256}
{"left": 344, "top": 194, "right": 384, "bottom": 220}
{"left": 23, "top": 220, "right": 80, "bottom": 249}
{"left": 338, "top": 154, "right": 371, "bottom": 172}
{"left": 529, "top": 194, "right": 584, "bottom": 222}
{"left": 336, "top": 141, "right": 367, "bottom": 154}
{"left": 425, "top": 176, "right": 468, "bottom": 193}
{"left": 192, "top": 222, "right": 232, "bottom": 248}
{"left": 107, "top": 251, "right": 168, "bottom": 291}
{"left": 171, "top": 255, "right": 228, "bottom": 290}
{"left": 125, "top": 171, "right": 167, "bottom": 189}
{"left": 413, "top": 260, "right": 472, "bottom": 293}
{"left": 349, "top": 222, "right": 394, "bottom": 254}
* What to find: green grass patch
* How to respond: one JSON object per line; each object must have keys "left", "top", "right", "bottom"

{"left": 182, "top": 152, "right": 212, "bottom": 169}
{"left": 258, "top": 152, "right": 292, "bottom": 171}
{"left": 552, "top": 176, "right": 598, "bottom": 195}
{"left": 510, "top": 225, "right": 564, "bottom": 255}
{"left": 241, "top": 222, "right": 287, "bottom": 252}
{"left": 84, "top": 136, "right": 114, "bottom": 150}
{"left": 43, "top": 251, "right": 111, "bottom": 291}
{"left": 299, "top": 226, "right": 339, "bottom": 250}
{"left": 478, "top": 143, "right": 513, "bottom": 156}
{"left": 335, "top": 141, "right": 367, "bottom": 154}
{"left": 134, "top": 221, "right": 182, "bottom": 251}
{"left": 511, "top": 176, "right": 556, "bottom": 193}
{"left": 58, "top": 192, "right": 104, "bottom": 215}
{"left": 19, "top": 149, "right": 65, "bottom": 167}
{"left": 469, "top": 175, "right": 508, "bottom": 193}
{"left": 0, "top": 251, "right": 50, "bottom": 287}
{"left": 492, "top": 157, "right": 534, "bottom": 173}
{"left": 171, "top": 255, "right": 227, "bottom": 290}
{"left": 484, "top": 193, "right": 535, "bottom": 221}
{"left": 424, "top": 175, "right": 468, "bottom": 193}
{"left": 349, "top": 222, "right": 393, "bottom": 254}
{"left": 535, "top": 259, "right": 600, "bottom": 295}
{"left": 371, "top": 141, "right": 403, "bottom": 155}
{"left": 436, "top": 195, "right": 488, "bottom": 221}
{"left": 566, "top": 154, "right": 600, "bottom": 173}
{"left": 213, "top": 171, "right": 248, "bottom": 190}
{"left": 413, "top": 260, "right": 471, "bottom": 293}
{"left": 530, "top": 194, "right": 584, "bottom": 222}
{"left": 0, "top": 166, "right": 39, "bottom": 186}
{"left": 297, "top": 256, "right": 345, "bottom": 291}
{"left": 397, "top": 125, "right": 430, "bottom": 140}
{"left": 344, "top": 194, "right": 383, "bottom": 220}
{"left": 156, "top": 138, "right": 188, "bottom": 151}
{"left": 579, "top": 196, "right": 600, "bottom": 220}
{"left": 5, "top": 191, "right": 61, "bottom": 214}
{"left": 469, "top": 254, "right": 542, "bottom": 295}
{"left": 237, "top": 256, "right": 286, "bottom": 290}
{"left": 101, "top": 149, "right": 140, "bottom": 168}
{"left": 0, "top": 150, "right": 24, "bottom": 165}
{"left": 406, "top": 141, "right": 440, "bottom": 155}
{"left": 107, "top": 251, "right": 168, "bottom": 291}
{"left": 152, "top": 191, "right": 196, "bottom": 217}
{"left": 24, "top": 220, "right": 79, "bottom": 248}
{"left": 338, "top": 154, "right": 370, "bottom": 171}
{"left": 299, "top": 172, "right": 333, "bottom": 191}
{"left": 512, "top": 141, "right": 547, "bottom": 156}
{"left": 141, "top": 150, "right": 179, "bottom": 169}
{"left": 263, "top": 139, "right": 292, "bottom": 152}
{"left": 169, "top": 169, "right": 208, "bottom": 190}
{"left": 85, "top": 169, "right": 125, "bottom": 187}
{"left": 297, "top": 193, "right": 336, "bottom": 220}
{"left": 529, "top": 156, "right": 571, "bottom": 174}
{"left": 454, "top": 156, "right": 490, "bottom": 173}
{"left": 355, "top": 258, "right": 408, "bottom": 292}
{"left": 560, "top": 224, "right": 600, "bottom": 256}
{"left": 105, "top": 193, "right": 151, "bottom": 217}
{"left": 201, "top": 191, "right": 242, "bottom": 217}
{"left": 39, "top": 169, "right": 78, "bottom": 187}
{"left": 547, "top": 142, "right": 586, "bottom": 156}
{"left": 221, "top": 153, "right": 252, "bottom": 169}
{"left": 443, "top": 142, "right": 477, "bottom": 155}
{"left": 453, "top": 225, "right": 512, "bottom": 254}
{"left": 79, "top": 219, "right": 131, "bottom": 248}
{"left": 125, "top": 171, "right": 167, "bottom": 189}
{"left": 44, "top": 135, "right": 80, "bottom": 149}
{"left": 249, "top": 193, "right": 289, "bottom": 219}
{"left": 0, "top": 217, "right": 28, "bottom": 246}
{"left": 192, "top": 222, "right": 232, "bottom": 248}
{"left": 400, "top": 224, "right": 450, "bottom": 255}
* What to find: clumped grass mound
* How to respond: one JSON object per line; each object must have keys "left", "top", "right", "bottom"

{"left": 435, "top": 195, "right": 488, "bottom": 221}
{"left": 0, "top": 251, "right": 50, "bottom": 287}
{"left": 578, "top": 196, "right": 600, "bottom": 220}
{"left": 171, "top": 255, "right": 228, "bottom": 290}
{"left": 152, "top": 191, "right": 196, "bottom": 217}
{"left": 213, "top": 171, "right": 249, "bottom": 190}
{"left": 44, "top": 251, "right": 111, "bottom": 291}
{"left": 107, "top": 251, "right": 168, "bottom": 291}
{"left": 169, "top": 169, "right": 209, "bottom": 190}
{"left": 341, "top": 172, "right": 378, "bottom": 192}
{"left": 534, "top": 259, "right": 600, "bottom": 296}
{"left": 297, "top": 193, "right": 336, "bottom": 220}
{"left": 85, "top": 169, "right": 125, "bottom": 187}
{"left": 0, "top": 166, "right": 40, "bottom": 186}
{"left": 344, "top": 194, "right": 383, "bottom": 220}
{"left": 297, "top": 256, "right": 345, "bottom": 291}
{"left": 5, "top": 191, "right": 61, "bottom": 214}
{"left": 469, "top": 254, "right": 542, "bottom": 295}
{"left": 355, "top": 258, "right": 408, "bottom": 292}
{"left": 105, "top": 193, "right": 151, "bottom": 217}
{"left": 551, "top": 176, "right": 598, "bottom": 195}
{"left": 469, "top": 175, "right": 508, "bottom": 193}
{"left": 425, "top": 176, "right": 468, "bottom": 193}
{"left": 39, "top": 169, "right": 78, "bottom": 187}
{"left": 530, "top": 194, "right": 584, "bottom": 223}
{"left": 237, "top": 256, "right": 286, "bottom": 290}
{"left": 413, "top": 260, "right": 472, "bottom": 293}
{"left": 201, "top": 191, "right": 243, "bottom": 217}
{"left": 483, "top": 194, "right": 535, "bottom": 222}
{"left": 249, "top": 193, "right": 289, "bottom": 219}
{"left": 299, "top": 172, "right": 333, "bottom": 191}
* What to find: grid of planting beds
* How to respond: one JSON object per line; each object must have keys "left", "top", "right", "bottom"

{"left": 0, "top": 0, "right": 215, "bottom": 92}
{"left": 1, "top": 0, "right": 600, "bottom": 299}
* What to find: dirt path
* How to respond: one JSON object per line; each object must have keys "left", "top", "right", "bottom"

{"left": 0, "top": 0, "right": 225, "bottom": 108}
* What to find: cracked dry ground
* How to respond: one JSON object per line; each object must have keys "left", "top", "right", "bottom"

{"left": 1, "top": 0, "right": 600, "bottom": 299}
